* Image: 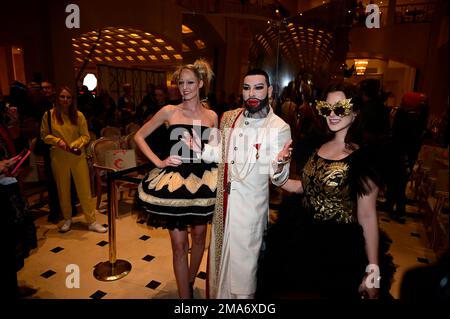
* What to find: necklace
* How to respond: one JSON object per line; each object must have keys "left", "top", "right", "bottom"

{"left": 229, "top": 109, "right": 272, "bottom": 182}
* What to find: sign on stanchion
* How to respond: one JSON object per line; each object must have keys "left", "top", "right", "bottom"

{"left": 94, "top": 168, "right": 132, "bottom": 281}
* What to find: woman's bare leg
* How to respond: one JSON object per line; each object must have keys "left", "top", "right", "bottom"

{"left": 188, "top": 224, "right": 207, "bottom": 284}
{"left": 169, "top": 228, "right": 190, "bottom": 298}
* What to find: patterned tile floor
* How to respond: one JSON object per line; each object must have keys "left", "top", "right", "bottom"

{"left": 18, "top": 191, "right": 438, "bottom": 299}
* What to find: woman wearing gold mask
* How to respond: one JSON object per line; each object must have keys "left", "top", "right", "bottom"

{"left": 280, "top": 83, "right": 384, "bottom": 299}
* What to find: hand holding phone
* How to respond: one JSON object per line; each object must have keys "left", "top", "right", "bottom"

{"left": 68, "top": 147, "right": 81, "bottom": 155}
{"left": 5, "top": 149, "right": 31, "bottom": 176}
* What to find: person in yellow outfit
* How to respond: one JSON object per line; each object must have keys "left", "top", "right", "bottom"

{"left": 40, "top": 86, "right": 107, "bottom": 233}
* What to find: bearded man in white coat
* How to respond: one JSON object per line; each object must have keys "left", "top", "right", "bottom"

{"left": 185, "top": 69, "right": 292, "bottom": 299}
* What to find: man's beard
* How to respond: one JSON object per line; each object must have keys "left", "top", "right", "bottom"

{"left": 244, "top": 96, "right": 269, "bottom": 113}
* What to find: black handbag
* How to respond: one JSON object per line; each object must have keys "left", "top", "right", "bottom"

{"left": 33, "top": 111, "right": 52, "bottom": 156}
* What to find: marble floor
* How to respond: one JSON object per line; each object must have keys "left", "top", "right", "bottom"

{"left": 18, "top": 190, "right": 439, "bottom": 300}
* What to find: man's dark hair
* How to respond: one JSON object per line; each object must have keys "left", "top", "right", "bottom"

{"left": 244, "top": 69, "right": 271, "bottom": 87}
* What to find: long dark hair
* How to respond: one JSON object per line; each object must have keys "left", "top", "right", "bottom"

{"left": 54, "top": 86, "right": 78, "bottom": 125}
{"left": 320, "top": 82, "right": 364, "bottom": 150}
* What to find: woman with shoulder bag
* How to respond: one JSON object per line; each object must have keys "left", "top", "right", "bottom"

{"left": 40, "top": 86, "right": 106, "bottom": 233}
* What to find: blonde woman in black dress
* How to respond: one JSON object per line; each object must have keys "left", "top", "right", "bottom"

{"left": 135, "top": 60, "right": 217, "bottom": 299}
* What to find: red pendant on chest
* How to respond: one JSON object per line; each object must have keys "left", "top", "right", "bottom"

{"left": 254, "top": 143, "right": 261, "bottom": 160}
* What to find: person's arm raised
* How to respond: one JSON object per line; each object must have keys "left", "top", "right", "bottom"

{"left": 270, "top": 123, "right": 291, "bottom": 186}
{"left": 181, "top": 110, "right": 221, "bottom": 164}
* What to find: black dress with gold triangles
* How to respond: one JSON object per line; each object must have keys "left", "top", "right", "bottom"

{"left": 137, "top": 124, "right": 217, "bottom": 230}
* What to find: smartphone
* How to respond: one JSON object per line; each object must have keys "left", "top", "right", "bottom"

{"left": 6, "top": 149, "right": 31, "bottom": 176}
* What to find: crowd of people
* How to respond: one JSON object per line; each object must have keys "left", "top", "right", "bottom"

{"left": 1, "top": 59, "right": 447, "bottom": 300}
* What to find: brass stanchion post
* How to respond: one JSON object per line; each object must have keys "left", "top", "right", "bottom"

{"left": 94, "top": 169, "right": 132, "bottom": 281}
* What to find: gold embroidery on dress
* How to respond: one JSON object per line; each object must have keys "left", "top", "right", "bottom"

{"left": 145, "top": 167, "right": 218, "bottom": 193}
{"left": 302, "top": 154, "right": 356, "bottom": 224}
{"left": 138, "top": 183, "right": 216, "bottom": 207}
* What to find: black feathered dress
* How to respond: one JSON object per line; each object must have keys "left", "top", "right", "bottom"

{"left": 257, "top": 146, "right": 395, "bottom": 299}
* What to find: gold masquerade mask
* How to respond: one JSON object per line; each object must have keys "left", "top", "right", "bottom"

{"left": 316, "top": 98, "right": 353, "bottom": 117}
